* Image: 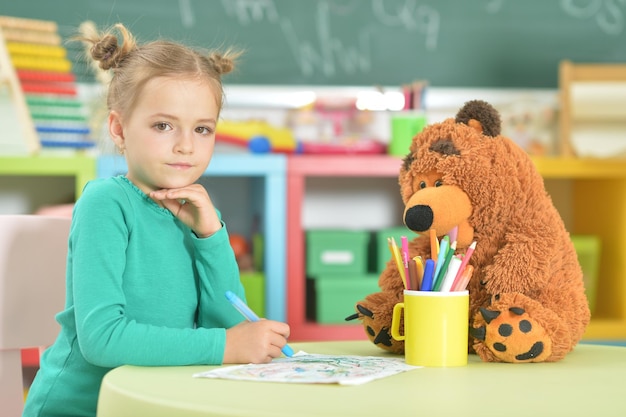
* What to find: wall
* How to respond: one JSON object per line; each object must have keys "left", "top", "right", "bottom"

{"left": 3, "top": 0, "right": 625, "bottom": 87}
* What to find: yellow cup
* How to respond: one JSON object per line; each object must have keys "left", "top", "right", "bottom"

{"left": 391, "top": 290, "right": 469, "bottom": 367}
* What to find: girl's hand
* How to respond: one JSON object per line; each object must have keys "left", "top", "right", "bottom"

{"left": 223, "top": 320, "right": 291, "bottom": 364}
{"left": 149, "top": 184, "right": 221, "bottom": 237}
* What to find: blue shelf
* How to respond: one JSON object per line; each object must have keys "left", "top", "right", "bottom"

{"left": 97, "top": 154, "right": 287, "bottom": 321}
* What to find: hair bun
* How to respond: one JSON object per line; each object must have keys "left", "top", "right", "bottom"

{"left": 208, "top": 49, "right": 241, "bottom": 76}
{"left": 91, "top": 36, "right": 120, "bottom": 70}
{"left": 77, "top": 22, "right": 136, "bottom": 71}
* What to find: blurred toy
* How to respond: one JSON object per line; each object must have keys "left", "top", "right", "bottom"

{"left": 216, "top": 119, "right": 301, "bottom": 154}
{"left": 314, "top": 97, "right": 357, "bottom": 138}
{"left": 229, "top": 234, "right": 249, "bottom": 258}
{"left": 300, "top": 139, "right": 386, "bottom": 154}
{"left": 229, "top": 233, "right": 254, "bottom": 272}
{"left": 500, "top": 99, "right": 557, "bottom": 156}
{"left": 285, "top": 97, "right": 385, "bottom": 154}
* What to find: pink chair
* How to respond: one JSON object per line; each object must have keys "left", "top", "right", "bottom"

{"left": 0, "top": 215, "right": 70, "bottom": 417}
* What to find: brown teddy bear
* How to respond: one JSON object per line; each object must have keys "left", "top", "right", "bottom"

{"left": 349, "top": 100, "right": 590, "bottom": 363}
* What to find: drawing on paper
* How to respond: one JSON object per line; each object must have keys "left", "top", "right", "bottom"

{"left": 193, "top": 353, "right": 418, "bottom": 385}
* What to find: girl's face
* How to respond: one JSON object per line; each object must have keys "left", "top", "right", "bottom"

{"left": 108, "top": 76, "right": 219, "bottom": 195}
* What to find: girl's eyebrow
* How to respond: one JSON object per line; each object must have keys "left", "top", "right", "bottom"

{"left": 149, "top": 112, "right": 178, "bottom": 120}
{"left": 150, "top": 113, "right": 216, "bottom": 124}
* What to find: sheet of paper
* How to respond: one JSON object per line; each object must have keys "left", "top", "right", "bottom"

{"left": 193, "top": 352, "right": 419, "bottom": 385}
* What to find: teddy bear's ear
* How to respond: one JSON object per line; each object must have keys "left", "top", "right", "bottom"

{"left": 401, "top": 152, "right": 415, "bottom": 173}
{"left": 455, "top": 100, "right": 502, "bottom": 137}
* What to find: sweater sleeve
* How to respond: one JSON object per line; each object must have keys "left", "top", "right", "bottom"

{"left": 68, "top": 180, "right": 228, "bottom": 367}
{"left": 191, "top": 222, "right": 248, "bottom": 329}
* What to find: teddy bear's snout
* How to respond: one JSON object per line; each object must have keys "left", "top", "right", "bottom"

{"left": 404, "top": 205, "right": 434, "bottom": 232}
{"left": 402, "top": 185, "right": 474, "bottom": 247}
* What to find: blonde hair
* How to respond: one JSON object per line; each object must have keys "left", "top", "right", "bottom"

{"left": 76, "top": 22, "right": 241, "bottom": 119}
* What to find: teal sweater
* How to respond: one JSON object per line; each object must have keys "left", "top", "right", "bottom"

{"left": 23, "top": 176, "right": 245, "bottom": 417}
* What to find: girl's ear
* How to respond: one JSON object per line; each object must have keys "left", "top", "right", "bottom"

{"left": 108, "top": 111, "right": 125, "bottom": 150}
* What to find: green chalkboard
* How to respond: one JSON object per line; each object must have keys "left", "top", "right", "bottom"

{"left": 3, "top": 0, "right": 625, "bottom": 87}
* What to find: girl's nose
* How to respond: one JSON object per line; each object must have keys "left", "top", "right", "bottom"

{"left": 174, "top": 132, "right": 194, "bottom": 154}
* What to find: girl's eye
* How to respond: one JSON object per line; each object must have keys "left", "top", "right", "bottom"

{"left": 155, "top": 122, "right": 172, "bottom": 131}
{"left": 196, "top": 126, "right": 214, "bottom": 135}
{"left": 434, "top": 180, "right": 443, "bottom": 187}
{"left": 419, "top": 181, "right": 427, "bottom": 189}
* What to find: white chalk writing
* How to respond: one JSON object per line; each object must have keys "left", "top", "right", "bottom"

{"left": 371, "top": 0, "right": 440, "bottom": 50}
{"left": 561, "top": 0, "right": 625, "bottom": 35}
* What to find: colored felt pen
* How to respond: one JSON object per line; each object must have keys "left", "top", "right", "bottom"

{"left": 439, "top": 255, "right": 462, "bottom": 292}
{"left": 408, "top": 258, "right": 418, "bottom": 291}
{"left": 454, "top": 240, "right": 477, "bottom": 279}
{"left": 388, "top": 238, "right": 406, "bottom": 288}
{"left": 452, "top": 264, "right": 474, "bottom": 292}
{"left": 409, "top": 256, "right": 424, "bottom": 290}
{"left": 401, "top": 236, "right": 410, "bottom": 288}
{"left": 447, "top": 226, "right": 458, "bottom": 244}
{"left": 433, "top": 240, "right": 457, "bottom": 291}
{"left": 451, "top": 241, "right": 477, "bottom": 290}
{"left": 420, "top": 259, "right": 435, "bottom": 291}
{"left": 429, "top": 229, "right": 439, "bottom": 260}
{"left": 413, "top": 256, "right": 424, "bottom": 290}
{"left": 225, "top": 290, "right": 294, "bottom": 357}
{"left": 390, "top": 237, "right": 408, "bottom": 289}
{"left": 432, "top": 236, "right": 449, "bottom": 287}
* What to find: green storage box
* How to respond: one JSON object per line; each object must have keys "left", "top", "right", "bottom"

{"left": 240, "top": 271, "right": 265, "bottom": 317}
{"left": 374, "top": 226, "right": 414, "bottom": 273}
{"left": 571, "top": 235, "right": 601, "bottom": 314}
{"left": 306, "top": 229, "right": 370, "bottom": 275}
{"left": 311, "top": 274, "right": 380, "bottom": 324}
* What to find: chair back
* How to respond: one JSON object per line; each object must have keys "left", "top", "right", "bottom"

{"left": 0, "top": 215, "right": 70, "bottom": 417}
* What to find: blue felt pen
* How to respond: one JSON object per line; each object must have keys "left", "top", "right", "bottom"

{"left": 420, "top": 259, "right": 435, "bottom": 291}
{"left": 225, "top": 290, "right": 294, "bottom": 357}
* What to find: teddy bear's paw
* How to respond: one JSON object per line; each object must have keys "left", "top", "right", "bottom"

{"left": 345, "top": 296, "right": 405, "bottom": 355}
{"left": 470, "top": 303, "right": 553, "bottom": 363}
{"left": 350, "top": 304, "right": 394, "bottom": 348}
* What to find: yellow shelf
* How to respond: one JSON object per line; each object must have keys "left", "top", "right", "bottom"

{"left": 584, "top": 319, "right": 626, "bottom": 340}
{"left": 532, "top": 157, "right": 626, "bottom": 179}
{"left": 534, "top": 156, "right": 626, "bottom": 340}
{"left": 0, "top": 155, "right": 96, "bottom": 198}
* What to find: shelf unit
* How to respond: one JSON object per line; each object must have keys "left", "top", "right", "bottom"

{"left": 0, "top": 155, "right": 95, "bottom": 201}
{"left": 286, "top": 154, "right": 626, "bottom": 342}
{"left": 97, "top": 154, "right": 288, "bottom": 321}
{"left": 2, "top": 153, "right": 625, "bottom": 343}
{"left": 286, "top": 155, "right": 404, "bottom": 341}
{"left": 0, "top": 154, "right": 96, "bottom": 367}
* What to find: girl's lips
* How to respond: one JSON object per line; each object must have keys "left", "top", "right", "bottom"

{"left": 168, "top": 163, "right": 193, "bottom": 169}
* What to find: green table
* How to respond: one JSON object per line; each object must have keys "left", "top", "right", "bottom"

{"left": 97, "top": 340, "right": 626, "bottom": 417}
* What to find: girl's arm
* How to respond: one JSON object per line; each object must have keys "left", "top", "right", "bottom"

{"left": 70, "top": 181, "right": 228, "bottom": 367}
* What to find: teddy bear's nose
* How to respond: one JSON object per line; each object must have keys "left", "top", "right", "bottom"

{"left": 404, "top": 205, "right": 433, "bottom": 232}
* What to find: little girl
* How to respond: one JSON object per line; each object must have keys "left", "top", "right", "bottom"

{"left": 23, "top": 22, "right": 291, "bottom": 417}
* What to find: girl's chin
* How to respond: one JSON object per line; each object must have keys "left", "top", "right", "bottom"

{"left": 155, "top": 183, "right": 193, "bottom": 191}
{"left": 155, "top": 177, "right": 200, "bottom": 191}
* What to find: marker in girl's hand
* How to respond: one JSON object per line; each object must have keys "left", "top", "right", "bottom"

{"left": 225, "top": 290, "right": 294, "bottom": 357}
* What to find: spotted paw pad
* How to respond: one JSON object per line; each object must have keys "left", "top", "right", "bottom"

{"left": 471, "top": 306, "right": 552, "bottom": 363}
